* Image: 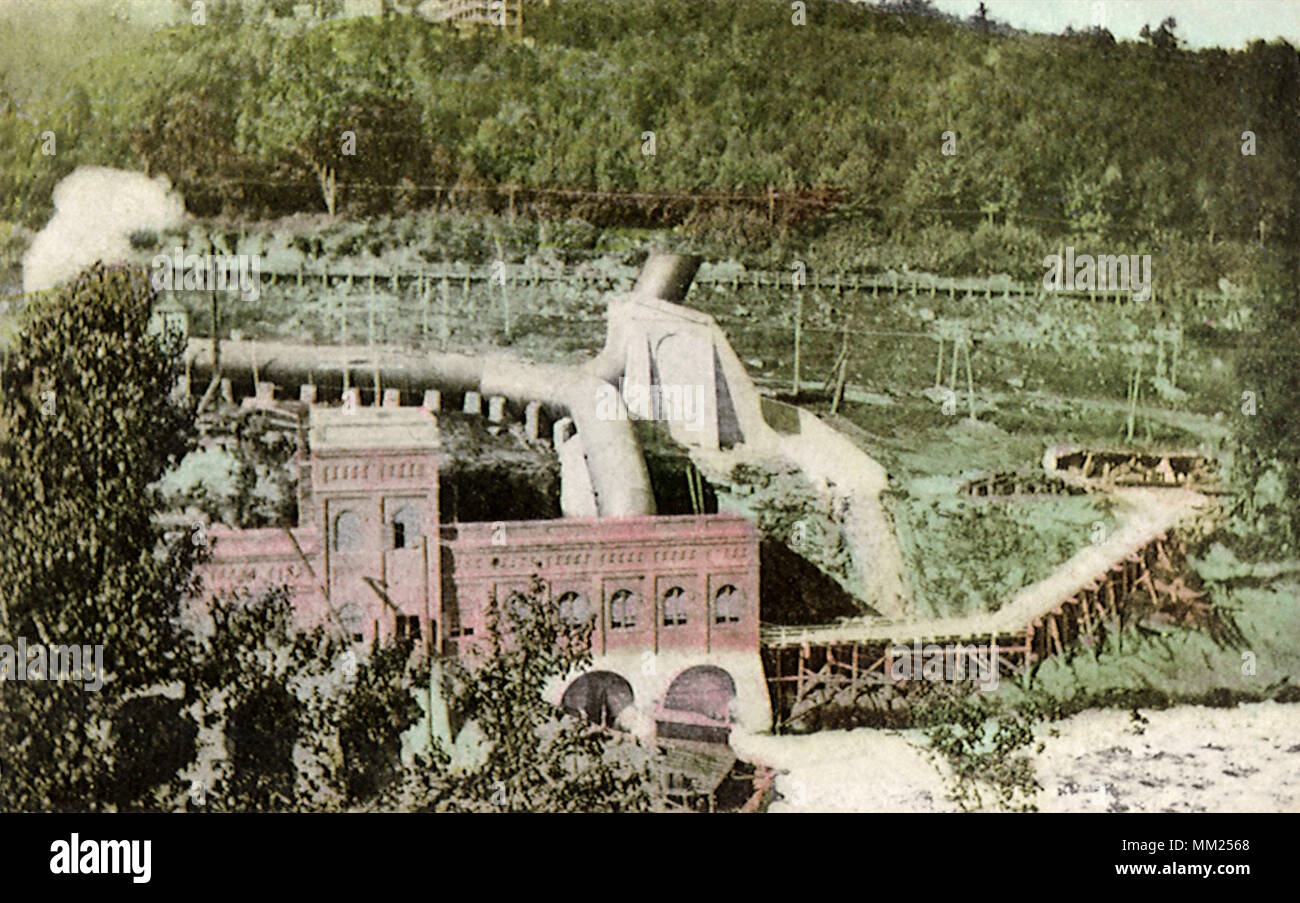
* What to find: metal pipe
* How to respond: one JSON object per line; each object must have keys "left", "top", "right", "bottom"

{"left": 184, "top": 253, "right": 702, "bottom": 517}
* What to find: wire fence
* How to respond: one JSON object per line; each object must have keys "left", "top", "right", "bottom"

{"left": 0, "top": 254, "right": 1260, "bottom": 342}
{"left": 15, "top": 250, "right": 1239, "bottom": 301}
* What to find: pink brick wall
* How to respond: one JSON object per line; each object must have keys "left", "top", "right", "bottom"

{"left": 195, "top": 444, "right": 760, "bottom": 664}
{"left": 441, "top": 514, "right": 760, "bottom": 659}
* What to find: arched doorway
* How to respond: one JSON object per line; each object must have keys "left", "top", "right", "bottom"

{"left": 659, "top": 665, "right": 737, "bottom": 743}
{"left": 561, "top": 671, "right": 634, "bottom": 729}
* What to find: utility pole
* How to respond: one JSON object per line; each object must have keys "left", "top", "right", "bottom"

{"left": 791, "top": 288, "right": 802, "bottom": 398}
{"left": 963, "top": 337, "right": 975, "bottom": 420}
{"left": 829, "top": 316, "right": 852, "bottom": 416}
{"left": 196, "top": 239, "right": 222, "bottom": 414}
{"left": 1126, "top": 353, "right": 1142, "bottom": 442}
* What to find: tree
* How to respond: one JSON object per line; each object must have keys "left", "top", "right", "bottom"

{"left": 1231, "top": 43, "right": 1300, "bottom": 552}
{"left": 188, "top": 589, "right": 427, "bottom": 812}
{"left": 233, "top": 23, "right": 425, "bottom": 217}
{"left": 424, "top": 579, "right": 652, "bottom": 812}
{"left": 185, "top": 559, "right": 654, "bottom": 815}
{"left": 921, "top": 692, "right": 1052, "bottom": 812}
{"left": 880, "top": 0, "right": 946, "bottom": 19}
{"left": 0, "top": 263, "right": 197, "bottom": 810}
{"left": 1139, "top": 17, "right": 1180, "bottom": 52}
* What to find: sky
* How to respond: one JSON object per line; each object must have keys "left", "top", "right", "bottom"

{"left": 929, "top": 0, "right": 1300, "bottom": 48}
{"left": 1, "top": 0, "right": 1297, "bottom": 49}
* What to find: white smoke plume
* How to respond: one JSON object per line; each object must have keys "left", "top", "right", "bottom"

{"left": 22, "top": 166, "right": 186, "bottom": 293}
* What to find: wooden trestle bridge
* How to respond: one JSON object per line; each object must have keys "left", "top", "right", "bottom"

{"left": 760, "top": 487, "right": 1213, "bottom": 731}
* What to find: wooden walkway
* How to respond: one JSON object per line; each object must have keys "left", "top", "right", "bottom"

{"left": 760, "top": 488, "right": 1212, "bottom": 729}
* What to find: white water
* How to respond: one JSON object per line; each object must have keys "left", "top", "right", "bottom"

{"left": 733, "top": 701, "right": 1300, "bottom": 813}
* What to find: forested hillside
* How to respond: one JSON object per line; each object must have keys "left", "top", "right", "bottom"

{"left": 1, "top": 0, "right": 1296, "bottom": 287}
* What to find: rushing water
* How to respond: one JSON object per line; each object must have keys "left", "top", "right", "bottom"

{"left": 733, "top": 701, "right": 1300, "bottom": 813}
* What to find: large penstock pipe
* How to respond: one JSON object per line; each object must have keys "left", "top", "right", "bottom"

{"left": 480, "top": 359, "right": 655, "bottom": 516}
{"left": 183, "top": 253, "right": 701, "bottom": 518}
{"left": 584, "top": 251, "right": 703, "bottom": 385}
{"left": 632, "top": 252, "right": 701, "bottom": 303}
{"left": 186, "top": 341, "right": 654, "bottom": 516}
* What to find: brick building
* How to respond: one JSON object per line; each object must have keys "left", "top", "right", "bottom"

{"left": 197, "top": 402, "right": 769, "bottom": 737}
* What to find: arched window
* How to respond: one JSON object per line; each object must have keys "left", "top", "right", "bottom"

{"left": 333, "top": 510, "right": 362, "bottom": 552}
{"left": 390, "top": 506, "right": 421, "bottom": 550}
{"left": 556, "top": 591, "right": 590, "bottom": 624}
{"left": 713, "top": 584, "right": 742, "bottom": 624}
{"left": 662, "top": 586, "right": 688, "bottom": 627}
{"left": 608, "top": 589, "right": 636, "bottom": 629}
{"left": 336, "top": 601, "right": 364, "bottom": 640}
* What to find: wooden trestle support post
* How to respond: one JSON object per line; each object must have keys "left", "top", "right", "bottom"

{"left": 763, "top": 529, "right": 1187, "bottom": 732}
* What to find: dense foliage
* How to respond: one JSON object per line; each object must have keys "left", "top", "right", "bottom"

{"left": 0, "top": 265, "right": 198, "bottom": 809}
{"left": 1, "top": 0, "right": 1295, "bottom": 271}
{"left": 919, "top": 692, "right": 1052, "bottom": 812}
{"left": 425, "top": 579, "right": 652, "bottom": 812}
